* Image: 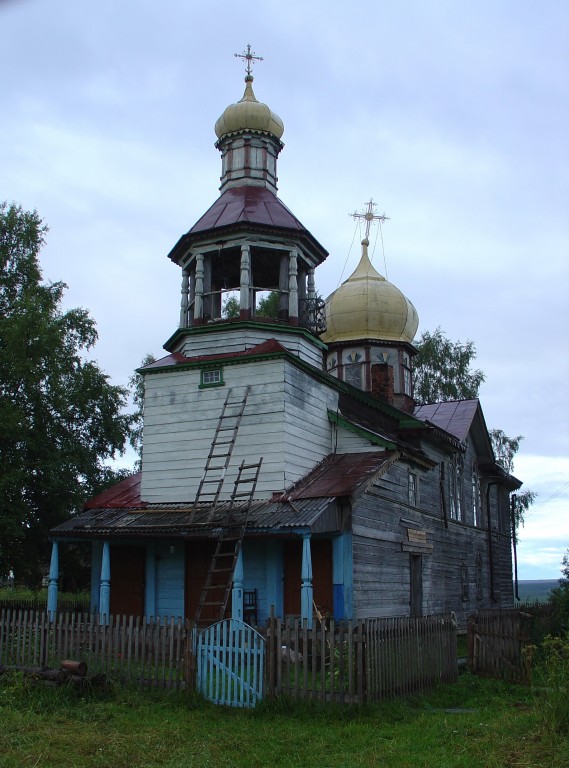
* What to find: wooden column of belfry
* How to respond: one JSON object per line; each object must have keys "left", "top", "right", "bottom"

{"left": 240, "top": 243, "right": 251, "bottom": 319}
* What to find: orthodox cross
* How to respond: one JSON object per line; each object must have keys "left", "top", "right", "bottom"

{"left": 351, "top": 199, "right": 389, "bottom": 239}
{"left": 234, "top": 44, "right": 264, "bottom": 77}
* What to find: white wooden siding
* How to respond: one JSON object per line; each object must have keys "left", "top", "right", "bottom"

{"left": 141, "top": 357, "right": 339, "bottom": 502}
{"left": 175, "top": 326, "right": 324, "bottom": 368}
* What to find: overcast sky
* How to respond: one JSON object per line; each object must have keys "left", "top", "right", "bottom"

{"left": 2, "top": 0, "right": 568, "bottom": 580}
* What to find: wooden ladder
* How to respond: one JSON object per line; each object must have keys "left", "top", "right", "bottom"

{"left": 194, "top": 457, "right": 263, "bottom": 625}
{"left": 190, "top": 386, "right": 250, "bottom": 524}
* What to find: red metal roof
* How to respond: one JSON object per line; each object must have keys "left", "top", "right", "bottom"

{"left": 286, "top": 452, "right": 394, "bottom": 500}
{"left": 141, "top": 339, "right": 289, "bottom": 372}
{"left": 190, "top": 186, "right": 307, "bottom": 233}
{"left": 85, "top": 472, "right": 144, "bottom": 510}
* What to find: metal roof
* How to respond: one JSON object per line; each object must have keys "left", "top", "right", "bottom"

{"left": 51, "top": 497, "right": 338, "bottom": 540}
{"left": 414, "top": 400, "right": 479, "bottom": 442}
{"left": 190, "top": 186, "right": 306, "bottom": 233}
{"left": 285, "top": 452, "right": 394, "bottom": 499}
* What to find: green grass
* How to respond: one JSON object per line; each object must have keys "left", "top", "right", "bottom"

{"left": 1, "top": 673, "right": 567, "bottom": 768}
{"left": 0, "top": 587, "right": 90, "bottom": 603}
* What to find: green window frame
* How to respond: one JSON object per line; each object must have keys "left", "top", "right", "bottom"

{"left": 199, "top": 367, "right": 224, "bottom": 388}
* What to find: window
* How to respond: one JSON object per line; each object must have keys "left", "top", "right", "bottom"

{"left": 449, "top": 456, "right": 463, "bottom": 521}
{"left": 200, "top": 368, "right": 224, "bottom": 388}
{"left": 475, "top": 553, "right": 484, "bottom": 600}
{"left": 401, "top": 352, "right": 412, "bottom": 395}
{"left": 408, "top": 472, "right": 418, "bottom": 507}
{"left": 461, "top": 564, "right": 469, "bottom": 601}
{"left": 472, "top": 464, "right": 481, "bottom": 526}
{"left": 403, "top": 366, "right": 412, "bottom": 396}
{"left": 344, "top": 363, "right": 362, "bottom": 389}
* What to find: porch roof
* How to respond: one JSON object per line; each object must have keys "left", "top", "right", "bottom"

{"left": 54, "top": 452, "right": 399, "bottom": 541}
{"left": 51, "top": 496, "right": 340, "bottom": 540}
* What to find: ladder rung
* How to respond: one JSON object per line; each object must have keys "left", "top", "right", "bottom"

{"left": 239, "top": 463, "right": 262, "bottom": 471}
{"left": 232, "top": 491, "right": 254, "bottom": 498}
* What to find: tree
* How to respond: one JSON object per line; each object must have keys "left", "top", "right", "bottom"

{"left": 256, "top": 291, "right": 279, "bottom": 318}
{"left": 0, "top": 202, "right": 132, "bottom": 584}
{"left": 222, "top": 290, "right": 280, "bottom": 320}
{"left": 413, "top": 327, "right": 534, "bottom": 538}
{"left": 413, "top": 327, "right": 485, "bottom": 404}
{"left": 489, "top": 429, "right": 536, "bottom": 539}
{"left": 550, "top": 549, "right": 569, "bottom": 630}
{"left": 128, "top": 352, "right": 156, "bottom": 469}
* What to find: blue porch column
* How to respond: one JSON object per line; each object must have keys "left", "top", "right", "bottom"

{"left": 333, "top": 532, "right": 354, "bottom": 620}
{"left": 300, "top": 534, "right": 313, "bottom": 628}
{"left": 99, "top": 540, "right": 110, "bottom": 623}
{"left": 232, "top": 547, "right": 244, "bottom": 621}
{"left": 47, "top": 541, "right": 59, "bottom": 620}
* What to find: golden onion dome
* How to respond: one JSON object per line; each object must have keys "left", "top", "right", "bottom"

{"left": 322, "top": 239, "right": 419, "bottom": 344}
{"left": 214, "top": 75, "right": 284, "bottom": 141}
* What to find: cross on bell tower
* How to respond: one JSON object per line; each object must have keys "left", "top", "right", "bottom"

{"left": 234, "top": 44, "right": 264, "bottom": 78}
{"left": 351, "top": 199, "right": 389, "bottom": 240}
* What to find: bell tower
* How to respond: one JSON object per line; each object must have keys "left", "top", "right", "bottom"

{"left": 165, "top": 47, "right": 327, "bottom": 356}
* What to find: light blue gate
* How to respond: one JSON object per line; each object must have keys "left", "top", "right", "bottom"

{"left": 195, "top": 619, "right": 265, "bottom": 707}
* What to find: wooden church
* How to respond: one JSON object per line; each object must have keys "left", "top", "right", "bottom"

{"left": 48, "top": 53, "right": 521, "bottom": 629}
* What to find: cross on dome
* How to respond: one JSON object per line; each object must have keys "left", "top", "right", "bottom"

{"left": 234, "top": 44, "right": 264, "bottom": 78}
{"left": 351, "top": 199, "right": 389, "bottom": 240}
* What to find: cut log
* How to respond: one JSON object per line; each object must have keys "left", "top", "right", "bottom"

{"left": 60, "top": 660, "right": 87, "bottom": 677}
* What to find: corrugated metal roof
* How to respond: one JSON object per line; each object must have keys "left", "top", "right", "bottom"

{"left": 51, "top": 497, "right": 337, "bottom": 539}
{"left": 414, "top": 400, "right": 479, "bottom": 442}
{"left": 285, "top": 452, "right": 393, "bottom": 499}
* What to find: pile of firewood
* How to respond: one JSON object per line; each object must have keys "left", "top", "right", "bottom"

{"left": 0, "top": 660, "right": 106, "bottom": 688}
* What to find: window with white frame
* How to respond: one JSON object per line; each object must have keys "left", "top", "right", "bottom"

{"left": 408, "top": 471, "right": 418, "bottom": 507}
{"left": 472, "top": 464, "right": 481, "bottom": 526}
{"left": 200, "top": 368, "right": 224, "bottom": 388}
{"left": 449, "top": 455, "right": 463, "bottom": 521}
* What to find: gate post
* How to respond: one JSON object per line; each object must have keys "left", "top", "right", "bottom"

{"left": 232, "top": 548, "right": 244, "bottom": 621}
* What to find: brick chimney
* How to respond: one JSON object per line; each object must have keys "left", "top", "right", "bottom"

{"left": 371, "top": 363, "right": 394, "bottom": 405}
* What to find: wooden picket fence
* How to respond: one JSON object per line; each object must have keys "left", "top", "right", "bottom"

{"left": 266, "top": 614, "right": 457, "bottom": 703}
{"left": 467, "top": 604, "right": 555, "bottom": 683}
{"left": 1, "top": 609, "right": 458, "bottom": 701}
{"left": 0, "top": 609, "right": 192, "bottom": 689}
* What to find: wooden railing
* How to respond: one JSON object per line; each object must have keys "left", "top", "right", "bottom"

{"left": 1, "top": 609, "right": 458, "bottom": 701}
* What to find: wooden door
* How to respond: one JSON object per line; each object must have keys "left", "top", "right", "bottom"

{"left": 410, "top": 554, "right": 423, "bottom": 617}
{"left": 283, "top": 539, "right": 333, "bottom": 617}
{"left": 109, "top": 545, "right": 145, "bottom": 617}
{"left": 185, "top": 540, "right": 228, "bottom": 623}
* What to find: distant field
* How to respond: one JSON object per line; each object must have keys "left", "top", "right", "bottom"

{"left": 515, "top": 579, "right": 558, "bottom": 604}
